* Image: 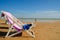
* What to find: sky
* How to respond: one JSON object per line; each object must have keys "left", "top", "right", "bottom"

{"left": 0, "top": 0, "right": 60, "bottom": 18}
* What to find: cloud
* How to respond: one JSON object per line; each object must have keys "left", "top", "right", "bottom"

{"left": 13, "top": 10, "right": 34, "bottom": 18}
{"left": 32, "top": 10, "right": 60, "bottom": 18}
{"left": 12, "top": 10, "right": 60, "bottom": 18}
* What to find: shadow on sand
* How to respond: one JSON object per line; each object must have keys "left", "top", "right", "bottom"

{"left": 0, "top": 27, "right": 22, "bottom": 37}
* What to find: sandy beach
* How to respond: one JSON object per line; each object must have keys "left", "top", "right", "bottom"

{"left": 0, "top": 20, "right": 60, "bottom": 40}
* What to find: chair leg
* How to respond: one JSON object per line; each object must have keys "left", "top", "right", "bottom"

{"left": 8, "top": 31, "right": 22, "bottom": 37}
{"left": 5, "top": 25, "right": 13, "bottom": 37}
{"left": 25, "top": 30, "right": 35, "bottom": 38}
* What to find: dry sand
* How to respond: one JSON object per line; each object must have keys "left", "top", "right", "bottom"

{"left": 0, "top": 20, "right": 60, "bottom": 40}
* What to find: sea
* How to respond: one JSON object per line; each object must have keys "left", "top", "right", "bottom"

{"left": 18, "top": 18, "right": 60, "bottom": 22}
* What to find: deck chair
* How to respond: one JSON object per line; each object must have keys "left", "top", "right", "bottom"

{"left": 1, "top": 11, "right": 35, "bottom": 38}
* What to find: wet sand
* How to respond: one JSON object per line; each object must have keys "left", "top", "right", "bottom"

{"left": 0, "top": 20, "right": 60, "bottom": 40}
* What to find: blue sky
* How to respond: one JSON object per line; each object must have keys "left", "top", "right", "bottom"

{"left": 0, "top": 0, "right": 60, "bottom": 18}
